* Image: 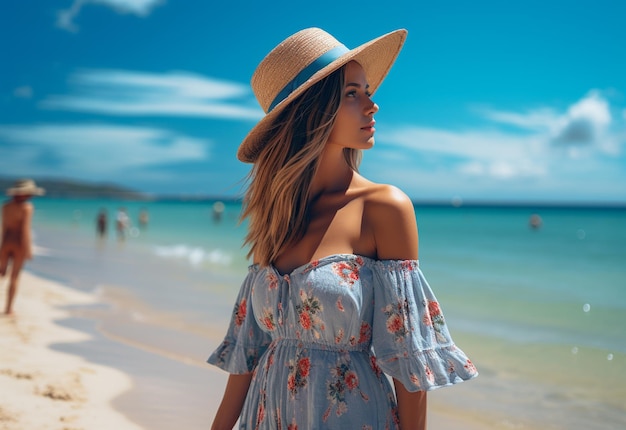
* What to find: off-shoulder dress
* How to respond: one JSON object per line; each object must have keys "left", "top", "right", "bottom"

{"left": 208, "top": 254, "right": 477, "bottom": 429}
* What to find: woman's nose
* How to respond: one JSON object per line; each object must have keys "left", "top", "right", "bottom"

{"left": 366, "top": 99, "right": 379, "bottom": 115}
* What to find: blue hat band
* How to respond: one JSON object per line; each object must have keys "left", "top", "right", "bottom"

{"left": 267, "top": 45, "right": 350, "bottom": 112}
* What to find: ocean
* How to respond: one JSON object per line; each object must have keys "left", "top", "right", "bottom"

{"left": 23, "top": 197, "right": 626, "bottom": 429}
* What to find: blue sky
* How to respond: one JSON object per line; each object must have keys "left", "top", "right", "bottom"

{"left": 1, "top": 0, "right": 625, "bottom": 202}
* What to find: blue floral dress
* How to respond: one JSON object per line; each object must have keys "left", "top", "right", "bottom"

{"left": 208, "top": 254, "right": 477, "bottom": 429}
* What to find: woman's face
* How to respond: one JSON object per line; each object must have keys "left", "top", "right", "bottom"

{"left": 13, "top": 195, "right": 32, "bottom": 203}
{"left": 326, "top": 61, "right": 379, "bottom": 151}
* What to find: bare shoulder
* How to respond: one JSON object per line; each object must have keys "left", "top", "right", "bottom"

{"left": 11, "top": 201, "right": 33, "bottom": 212}
{"left": 363, "top": 184, "right": 414, "bottom": 220}
{"left": 362, "top": 183, "right": 418, "bottom": 260}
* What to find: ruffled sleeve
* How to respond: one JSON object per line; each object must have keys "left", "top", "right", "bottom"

{"left": 207, "top": 269, "right": 272, "bottom": 374}
{"left": 370, "top": 260, "right": 478, "bottom": 391}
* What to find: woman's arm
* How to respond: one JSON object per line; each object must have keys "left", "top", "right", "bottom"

{"left": 1, "top": 204, "right": 7, "bottom": 237}
{"left": 23, "top": 203, "right": 33, "bottom": 260}
{"left": 211, "top": 373, "right": 253, "bottom": 430}
{"left": 368, "top": 185, "right": 426, "bottom": 429}
{"left": 394, "top": 378, "right": 427, "bottom": 429}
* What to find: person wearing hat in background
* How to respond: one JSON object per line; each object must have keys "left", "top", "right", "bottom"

{"left": 1, "top": 179, "right": 45, "bottom": 315}
{"left": 208, "top": 28, "right": 477, "bottom": 430}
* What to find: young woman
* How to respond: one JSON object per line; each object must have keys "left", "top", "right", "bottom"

{"left": 1, "top": 179, "right": 45, "bottom": 315}
{"left": 208, "top": 28, "right": 477, "bottom": 430}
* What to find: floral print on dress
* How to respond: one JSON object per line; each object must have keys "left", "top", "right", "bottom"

{"left": 261, "top": 307, "right": 277, "bottom": 331}
{"left": 409, "top": 372, "right": 422, "bottom": 388}
{"left": 234, "top": 298, "right": 247, "bottom": 328}
{"left": 287, "top": 349, "right": 311, "bottom": 397}
{"left": 424, "top": 299, "right": 447, "bottom": 342}
{"left": 369, "top": 355, "right": 383, "bottom": 379}
{"left": 400, "top": 260, "right": 416, "bottom": 273}
{"left": 335, "top": 328, "right": 344, "bottom": 344}
{"left": 246, "top": 348, "right": 262, "bottom": 371}
{"left": 296, "top": 289, "right": 325, "bottom": 337}
{"left": 266, "top": 271, "right": 279, "bottom": 290}
{"left": 301, "top": 259, "right": 320, "bottom": 274}
{"left": 383, "top": 299, "right": 411, "bottom": 342}
{"left": 323, "top": 353, "right": 369, "bottom": 421}
{"left": 255, "top": 389, "right": 267, "bottom": 430}
{"left": 464, "top": 359, "right": 477, "bottom": 374}
{"left": 331, "top": 257, "right": 364, "bottom": 287}
{"left": 349, "top": 321, "right": 371, "bottom": 346}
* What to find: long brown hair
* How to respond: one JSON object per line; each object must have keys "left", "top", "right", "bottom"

{"left": 241, "top": 65, "right": 362, "bottom": 266}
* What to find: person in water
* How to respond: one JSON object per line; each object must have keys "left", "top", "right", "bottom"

{"left": 208, "top": 28, "right": 477, "bottom": 429}
{"left": 1, "top": 179, "right": 45, "bottom": 315}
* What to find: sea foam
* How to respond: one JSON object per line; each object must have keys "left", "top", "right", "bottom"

{"left": 152, "top": 244, "right": 232, "bottom": 267}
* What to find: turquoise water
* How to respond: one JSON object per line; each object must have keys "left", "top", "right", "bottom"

{"left": 30, "top": 198, "right": 626, "bottom": 350}
{"left": 23, "top": 198, "right": 626, "bottom": 429}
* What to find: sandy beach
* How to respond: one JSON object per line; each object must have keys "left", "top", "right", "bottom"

{"left": 0, "top": 271, "right": 144, "bottom": 430}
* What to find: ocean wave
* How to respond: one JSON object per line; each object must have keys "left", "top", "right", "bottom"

{"left": 32, "top": 244, "right": 52, "bottom": 256}
{"left": 152, "top": 244, "right": 232, "bottom": 268}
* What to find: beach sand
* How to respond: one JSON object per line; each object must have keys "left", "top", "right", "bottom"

{"left": 1, "top": 271, "right": 492, "bottom": 430}
{"left": 0, "top": 271, "right": 144, "bottom": 430}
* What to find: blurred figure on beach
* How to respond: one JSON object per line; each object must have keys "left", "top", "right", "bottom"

{"left": 529, "top": 213, "right": 543, "bottom": 230}
{"left": 96, "top": 208, "right": 108, "bottom": 238}
{"left": 1, "top": 179, "right": 45, "bottom": 315}
{"left": 212, "top": 201, "right": 225, "bottom": 223}
{"left": 116, "top": 207, "right": 130, "bottom": 241}
{"left": 138, "top": 207, "right": 149, "bottom": 230}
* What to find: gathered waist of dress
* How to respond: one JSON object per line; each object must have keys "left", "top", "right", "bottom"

{"left": 270, "top": 337, "right": 371, "bottom": 353}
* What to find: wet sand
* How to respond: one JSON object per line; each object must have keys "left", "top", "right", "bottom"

{"left": 0, "top": 271, "right": 142, "bottom": 430}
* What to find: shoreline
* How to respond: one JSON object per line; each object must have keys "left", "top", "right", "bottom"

{"left": 0, "top": 271, "right": 143, "bottom": 430}
{"left": 1, "top": 269, "right": 227, "bottom": 430}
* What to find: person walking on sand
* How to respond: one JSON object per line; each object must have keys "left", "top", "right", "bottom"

{"left": 96, "top": 208, "right": 108, "bottom": 238}
{"left": 138, "top": 207, "right": 149, "bottom": 230}
{"left": 1, "top": 179, "right": 45, "bottom": 315}
{"left": 208, "top": 28, "right": 477, "bottom": 430}
{"left": 116, "top": 207, "right": 130, "bottom": 241}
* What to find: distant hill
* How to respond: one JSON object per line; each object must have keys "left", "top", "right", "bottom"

{"left": 0, "top": 177, "right": 148, "bottom": 200}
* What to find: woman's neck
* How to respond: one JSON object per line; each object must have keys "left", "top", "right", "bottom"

{"left": 310, "top": 145, "right": 354, "bottom": 200}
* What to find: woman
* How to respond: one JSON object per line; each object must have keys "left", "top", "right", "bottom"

{"left": 1, "top": 179, "right": 45, "bottom": 315}
{"left": 208, "top": 28, "right": 477, "bottom": 429}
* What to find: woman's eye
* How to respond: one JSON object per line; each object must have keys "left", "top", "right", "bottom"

{"left": 346, "top": 90, "right": 357, "bottom": 97}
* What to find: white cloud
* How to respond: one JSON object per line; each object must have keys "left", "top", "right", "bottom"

{"left": 40, "top": 69, "right": 263, "bottom": 120}
{"left": 369, "top": 90, "right": 626, "bottom": 201}
{"left": 479, "top": 91, "right": 615, "bottom": 152}
{"left": 552, "top": 91, "right": 611, "bottom": 146}
{"left": 0, "top": 123, "right": 208, "bottom": 176}
{"left": 379, "top": 126, "right": 546, "bottom": 180}
{"left": 57, "top": 0, "right": 164, "bottom": 32}
{"left": 479, "top": 106, "right": 559, "bottom": 132}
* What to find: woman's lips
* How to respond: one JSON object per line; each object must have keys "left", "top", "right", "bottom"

{"left": 361, "top": 121, "right": 376, "bottom": 132}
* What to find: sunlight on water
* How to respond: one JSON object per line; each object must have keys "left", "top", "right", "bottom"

{"left": 153, "top": 244, "right": 232, "bottom": 267}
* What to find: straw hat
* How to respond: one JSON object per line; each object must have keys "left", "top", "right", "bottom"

{"left": 237, "top": 27, "right": 408, "bottom": 163}
{"left": 6, "top": 179, "right": 45, "bottom": 196}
